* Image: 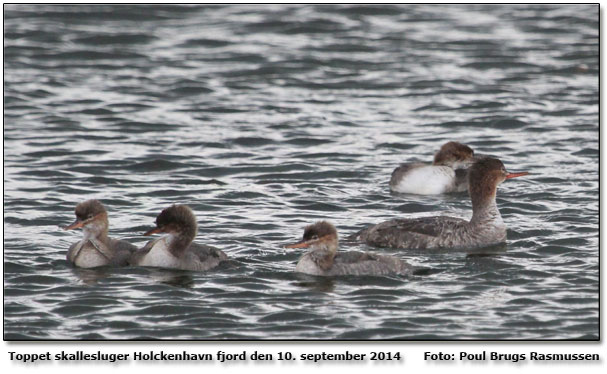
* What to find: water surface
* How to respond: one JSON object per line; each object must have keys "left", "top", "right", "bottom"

{"left": 3, "top": 4, "right": 598, "bottom": 340}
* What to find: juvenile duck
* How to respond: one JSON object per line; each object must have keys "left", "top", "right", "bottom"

{"left": 286, "top": 221, "right": 413, "bottom": 276}
{"left": 390, "top": 141, "right": 477, "bottom": 194}
{"left": 129, "top": 204, "right": 228, "bottom": 271}
{"left": 64, "top": 199, "right": 136, "bottom": 268}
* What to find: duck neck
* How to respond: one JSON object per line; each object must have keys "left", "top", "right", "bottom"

{"left": 470, "top": 191, "right": 502, "bottom": 226}
{"left": 309, "top": 239, "right": 338, "bottom": 270}
{"left": 167, "top": 225, "right": 197, "bottom": 258}
{"left": 453, "top": 168, "right": 469, "bottom": 190}
{"left": 83, "top": 216, "right": 110, "bottom": 245}
{"left": 314, "top": 240, "right": 337, "bottom": 255}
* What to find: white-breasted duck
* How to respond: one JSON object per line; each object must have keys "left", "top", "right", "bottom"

{"left": 390, "top": 141, "right": 477, "bottom": 194}
{"left": 64, "top": 199, "right": 136, "bottom": 268}
{"left": 129, "top": 204, "right": 228, "bottom": 271}
{"left": 286, "top": 221, "right": 413, "bottom": 276}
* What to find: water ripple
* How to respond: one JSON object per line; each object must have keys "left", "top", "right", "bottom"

{"left": 3, "top": 4, "right": 598, "bottom": 340}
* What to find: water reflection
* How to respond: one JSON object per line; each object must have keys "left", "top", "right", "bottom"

{"left": 293, "top": 274, "right": 336, "bottom": 293}
{"left": 3, "top": 4, "right": 598, "bottom": 339}
{"left": 71, "top": 267, "right": 111, "bottom": 285}
{"left": 465, "top": 242, "right": 508, "bottom": 257}
{"left": 144, "top": 269, "right": 195, "bottom": 288}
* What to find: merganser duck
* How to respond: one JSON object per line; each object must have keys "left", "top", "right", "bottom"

{"left": 64, "top": 200, "right": 136, "bottom": 268}
{"left": 286, "top": 221, "right": 413, "bottom": 276}
{"left": 129, "top": 204, "right": 228, "bottom": 271}
{"left": 355, "top": 157, "right": 528, "bottom": 249}
{"left": 389, "top": 141, "right": 476, "bottom": 194}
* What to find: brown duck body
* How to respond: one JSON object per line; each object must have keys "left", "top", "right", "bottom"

{"left": 352, "top": 215, "right": 504, "bottom": 250}
{"left": 358, "top": 157, "right": 527, "bottom": 250}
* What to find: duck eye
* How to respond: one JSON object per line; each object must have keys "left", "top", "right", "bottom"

{"left": 87, "top": 214, "right": 93, "bottom": 219}
{"left": 311, "top": 235, "right": 319, "bottom": 240}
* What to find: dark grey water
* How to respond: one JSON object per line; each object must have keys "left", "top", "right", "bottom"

{"left": 3, "top": 4, "right": 598, "bottom": 340}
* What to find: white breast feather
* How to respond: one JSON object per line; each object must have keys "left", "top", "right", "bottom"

{"left": 74, "top": 244, "right": 109, "bottom": 268}
{"left": 295, "top": 254, "right": 324, "bottom": 275}
{"left": 392, "top": 166, "right": 455, "bottom": 194}
{"left": 139, "top": 237, "right": 179, "bottom": 268}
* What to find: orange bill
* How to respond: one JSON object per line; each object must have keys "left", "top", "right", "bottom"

{"left": 285, "top": 241, "right": 311, "bottom": 249}
{"left": 285, "top": 234, "right": 333, "bottom": 249}
{"left": 505, "top": 171, "right": 529, "bottom": 179}
{"left": 63, "top": 220, "right": 84, "bottom": 230}
{"left": 63, "top": 212, "right": 106, "bottom": 231}
{"left": 144, "top": 227, "right": 163, "bottom": 236}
